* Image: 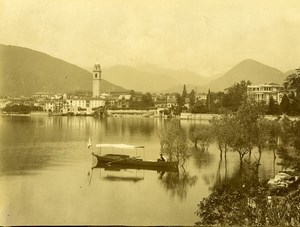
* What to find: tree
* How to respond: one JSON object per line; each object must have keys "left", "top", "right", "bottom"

{"left": 234, "top": 98, "right": 267, "bottom": 157}
{"left": 206, "top": 89, "right": 211, "bottom": 111}
{"left": 267, "top": 120, "right": 282, "bottom": 159}
{"left": 191, "top": 101, "right": 208, "bottom": 113}
{"left": 174, "top": 93, "right": 183, "bottom": 115}
{"left": 284, "top": 72, "right": 300, "bottom": 115}
{"left": 160, "top": 119, "right": 189, "bottom": 165}
{"left": 188, "top": 89, "right": 196, "bottom": 107}
{"left": 222, "top": 80, "right": 252, "bottom": 112}
{"left": 211, "top": 112, "right": 232, "bottom": 158}
{"left": 254, "top": 119, "right": 273, "bottom": 163}
{"left": 285, "top": 72, "right": 300, "bottom": 96}
{"left": 227, "top": 119, "right": 251, "bottom": 164}
{"left": 141, "top": 92, "right": 154, "bottom": 108}
{"left": 267, "top": 96, "right": 280, "bottom": 115}
{"left": 182, "top": 84, "right": 187, "bottom": 103}
{"left": 189, "top": 124, "right": 212, "bottom": 151}
{"left": 209, "top": 91, "right": 225, "bottom": 113}
{"left": 280, "top": 94, "right": 290, "bottom": 114}
{"left": 2, "top": 104, "right": 42, "bottom": 114}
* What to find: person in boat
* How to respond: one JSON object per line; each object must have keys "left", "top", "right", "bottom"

{"left": 159, "top": 153, "right": 165, "bottom": 162}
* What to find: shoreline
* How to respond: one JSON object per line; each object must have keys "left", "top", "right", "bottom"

{"left": 1, "top": 112, "right": 300, "bottom": 121}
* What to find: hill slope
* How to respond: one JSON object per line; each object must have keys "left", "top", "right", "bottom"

{"left": 102, "top": 65, "right": 178, "bottom": 93}
{"left": 205, "top": 59, "right": 286, "bottom": 91}
{"left": 102, "top": 64, "right": 209, "bottom": 93}
{"left": 135, "top": 64, "right": 209, "bottom": 86}
{"left": 0, "top": 44, "right": 125, "bottom": 97}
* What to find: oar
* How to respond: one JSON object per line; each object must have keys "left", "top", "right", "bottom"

{"left": 107, "top": 156, "right": 141, "bottom": 166}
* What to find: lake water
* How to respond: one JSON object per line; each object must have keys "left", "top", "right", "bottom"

{"left": 0, "top": 116, "right": 283, "bottom": 225}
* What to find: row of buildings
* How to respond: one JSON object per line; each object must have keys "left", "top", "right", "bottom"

{"left": 1, "top": 89, "right": 210, "bottom": 115}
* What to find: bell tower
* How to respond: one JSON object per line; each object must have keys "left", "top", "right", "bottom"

{"left": 93, "top": 62, "right": 102, "bottom": 97}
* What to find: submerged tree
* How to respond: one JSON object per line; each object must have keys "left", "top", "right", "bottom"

{"left": 227, "top": 119, "right": 251, "bottom": 164}
{"left": 189, "top": 124, "right": 212, "bottom": 152}
{"left": 254, "top": 119, "right": 274, "bottom": 163}
{"left": 160, "top": 119, "right": 189, "bottom": 165}
{"left": 234, "top": 98, "right": 267, "bottom": 157}
{"left": 216, "top": 98, "right": 267, "bottom": 164}
{"left": 210, "top": 112, "right": 233, "bottom": 159}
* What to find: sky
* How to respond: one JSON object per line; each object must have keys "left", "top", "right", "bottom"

{"left": 1, "top": 0, "right": 300, "bottom": 76}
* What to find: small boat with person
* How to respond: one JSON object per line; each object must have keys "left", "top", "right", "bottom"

{"left": 90, "top": 143, "right": 178, "bottom": 172}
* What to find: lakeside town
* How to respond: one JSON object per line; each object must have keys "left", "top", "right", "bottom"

{"left": 2, "top": 1, "right": 300, "bottom": 226}
{"left": 1, "top": 62, "right": 300, "bottom": 121}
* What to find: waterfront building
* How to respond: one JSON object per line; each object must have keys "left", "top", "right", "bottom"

{"left": 62, "top": 97, "right": 106, "bottom": 114}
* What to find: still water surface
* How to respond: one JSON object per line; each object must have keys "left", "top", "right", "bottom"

{"left": 0, "top": 116, "right": 282, "bottom": 225}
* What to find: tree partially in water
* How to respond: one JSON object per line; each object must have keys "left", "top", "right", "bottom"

{"left": 189, "top": 124, "right": 213, "bottom": 152}
{"left": 211, "top": 111, "right": 233, "bottom": 159}
{"left": 160, "top": 119, "right": 189, "bottom": 165}
{"left": 254, "top": 118, "right": 279, "bottom": 162}
{"left": 214, "top": 98, "right": 267, "bottom": 164}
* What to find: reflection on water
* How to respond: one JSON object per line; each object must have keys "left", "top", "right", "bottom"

{"left": 0, "top": 116, "right": 284, "bottom": 225}
{"left": 159, "top": 169, "right": 198, "bottom": 200}
{"left": 87, "top": 167, "right": 145, "bottom": 185}
{"left": 192, "top": 148, "right": 215, "bottom": 169}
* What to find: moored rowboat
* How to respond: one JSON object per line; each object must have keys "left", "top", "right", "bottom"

{"left": 92, "top": 153, "right": 178, "bottom": 172}
{"left": 90, "top": 143, "right": 178, "bottom": 172}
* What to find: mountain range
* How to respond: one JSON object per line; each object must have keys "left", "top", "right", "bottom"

{"left": 0, "top": 44, "right": 292, "bottom": 96}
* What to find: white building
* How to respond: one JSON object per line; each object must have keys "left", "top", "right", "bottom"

{"left": 63, "top": 97, "right": 106, "bottom": 114}
{"left": 247, "top": 83, "right": 285, "bottom": 103}
{"left": 196, "top": 93, "right": 207, "bottom": 103}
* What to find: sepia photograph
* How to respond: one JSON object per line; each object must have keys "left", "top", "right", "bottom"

{"left": 0, "top": 0, "right": 300, "bottom": 226}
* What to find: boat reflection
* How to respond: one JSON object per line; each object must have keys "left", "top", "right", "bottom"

{"left": 87, "top": 165, "right": 145, "bottom": 185}
{"left": 92, "top": 161, "right": 179, "bottom": 173}
{"left": 88, "top": 163, "right": 179, "bottom": 185}
{"left": 103, "top": 175, "right": 144, "bottom": 183}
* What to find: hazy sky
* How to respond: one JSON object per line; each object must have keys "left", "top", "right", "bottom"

{"left": 1, "top": 0, "right": 300, "bottom": 76}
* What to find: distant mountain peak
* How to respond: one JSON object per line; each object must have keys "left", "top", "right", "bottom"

{"left": 240, "top": 58, "right": 260, "bottom": 64}
{"left": 202, "top": 59, "right": 285, "bottom": 92}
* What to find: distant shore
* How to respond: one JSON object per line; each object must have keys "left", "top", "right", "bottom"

{"left": 1, "top": 111, "right": 300, "bottom": 121}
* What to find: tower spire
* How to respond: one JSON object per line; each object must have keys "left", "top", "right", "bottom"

{"left": 93, "top": 61, "right": 102, "bottom": 97}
